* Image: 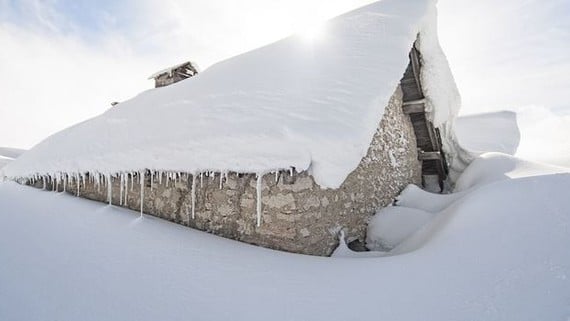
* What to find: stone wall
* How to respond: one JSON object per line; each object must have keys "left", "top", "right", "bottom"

{"left": 32, "top": 87, "right": 421, "bottom": 256}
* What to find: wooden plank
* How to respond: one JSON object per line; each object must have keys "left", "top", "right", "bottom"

{"left": 410, "top": 47, "right": 423, "bottom": 93}
{"left": 403, "top": 98, "right": 426, "bottom": 105}
{"left": 400, "top": 62, "right": 424, "bottom": 102}
{"left": 403, "top": 103, "right": 425, "bottom": 114}
{"left": 425, "top": 121, "right": 439, "bottom": 151}
{"left": 418, "top": 151, "right": 442, "bottom": 161}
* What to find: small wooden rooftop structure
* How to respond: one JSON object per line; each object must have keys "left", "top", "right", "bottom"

{"left": 399, "top": 42, "right": 449, "bottom": 192}
{"left": 148, "top": 61, "right": 199, "bottom": 88}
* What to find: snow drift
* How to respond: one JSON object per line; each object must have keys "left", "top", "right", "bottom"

{"left": 0, "top": 147, "right": 25, "bottom": 169}
{"left": 455, "top": 111, "right": 520, "bottom": 156}
{"left": 1, "top": 152, "right": 569, "bottom": 320}
{"left": 1, "top": 0, "right": 460, "bottom": 188}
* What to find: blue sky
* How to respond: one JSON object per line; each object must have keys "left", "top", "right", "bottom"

{"left": 0, "top": 0, "right": 569, "bottom": 150}
{"left": 1, "top": 0, "right": 131, "bottom": 34}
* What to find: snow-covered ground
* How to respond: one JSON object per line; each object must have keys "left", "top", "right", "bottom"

{"left": 1, "top": 0, "right": 569, "bottom": 319}
{"left": 1, "top": 149, "right": 569, "bottom": 320}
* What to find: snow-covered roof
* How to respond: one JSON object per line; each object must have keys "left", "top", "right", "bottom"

{"left": 2, "top": 0, "right": 460, "bottom": 188}
{"left": 148, "top": 61, "right": 199, "bottom": 79}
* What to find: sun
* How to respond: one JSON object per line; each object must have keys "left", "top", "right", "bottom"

{"left": 298, "top": 22, "right": 326, "bottom": 42}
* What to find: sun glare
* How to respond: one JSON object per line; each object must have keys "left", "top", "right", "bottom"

{"left": 298, "top": 22, "right": 326, "bottom": 42}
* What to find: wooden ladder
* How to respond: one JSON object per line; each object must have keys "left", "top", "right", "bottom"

{"left": 399, "top": 42, "right": 449, "bottom": 192}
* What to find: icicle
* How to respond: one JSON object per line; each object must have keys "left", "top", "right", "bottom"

{"left": 140, "top": 171, "right": 144, "bottom": 216}
{"left": 63, "top": 174, "right": 67, "bottom": 192}
{"left": 107, "top": 174, "right": 112, "bottom": 205}
{"left": 119, "top": 173, "right": 124, "bottom": 206}
{"left": 130, "top": 173, "right": 134, "bottom": 191}
{"left": 256, "top": 173, "right": 263, "bottom": 227}
{"left": 124, "top": 174, "right": 128, "bottom": 206}
{"left": 55, "top": 174, "right": 59, "bottom": 192}
{"left": 42, "top": 176, "right": 46, "bottom": 190}
{"left": 158, "top": 171, "right": 163, "bottom": 185}
{"left": 191, "top": 173, "right": 197, "bottom": 220}
{"left": 274, "top": 171, "right": 279, "bottom": 182}
{"left": 219, "top": 172, "right": 223, "bottom": 189}
{"left": 150, "top": 170, "right": 154, "bottom": 191}
{"left": 76, "top": 174, "right": 80, "bottom": 196}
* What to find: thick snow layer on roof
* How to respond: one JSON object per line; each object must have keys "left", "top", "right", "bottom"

{"left": 1, "top": 0, "right": 459, "bottom": 188}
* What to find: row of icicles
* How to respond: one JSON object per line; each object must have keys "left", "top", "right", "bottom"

{"left": 22, "top": 169, "right": 296, "bottom": 227}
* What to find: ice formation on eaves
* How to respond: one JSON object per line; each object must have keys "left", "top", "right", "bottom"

{"left": 1, "top": 0, "right": 460, "bottom": 189}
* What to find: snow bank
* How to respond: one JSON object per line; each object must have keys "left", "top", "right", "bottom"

{"left": 366, "top": 205, "right": 433, "bottom": 250}
{"left": 2, "top": 151, "right": 570, "bottom": 320}
{"left": 364, "top": 152, "right": 570, "bottom": 255}
{"left": 0, "top": 157, "right": 11, "bottom": 169}
{"left": 1, "top": 0, "right": 460, "bottom": 189}
{"left": 395, "top": 183, "right": 467, "bottom": 213}
{"left": 515, "top": 106, "right": 570, "bottom": 168}
{"left": 455, "top": 111, "right": 520, "bottom": 155}
{"left": 454, "top": 152, "right": 569, "bottom": 192}
{"left": 0, "top": 147, "right": 25, "bottom": 159}
{"left": 0, "top": 147, "right": 25, "bottom": 169}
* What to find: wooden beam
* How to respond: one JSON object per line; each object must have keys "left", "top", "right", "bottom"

{"left": 403, "top": 98, "right": 426, "bottom": 105}
{"left": 418, "top": 151, "right": 442, "bottom": 161}
{"left": 402, "top": 102, "right": 425, "bottom": 114}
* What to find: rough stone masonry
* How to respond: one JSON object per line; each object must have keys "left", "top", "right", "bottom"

{"left": 31, "top": 87, "right": 421, "bottom": 256}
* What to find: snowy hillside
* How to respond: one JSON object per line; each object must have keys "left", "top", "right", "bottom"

{"left": 1, "top": 151, "right": 569, "bottom": 321}
{"left": 0, "top": 147, "right": 25, "bottom": 169}
{"left": 1, "top": 0, "right": 460, "bottom": 188}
